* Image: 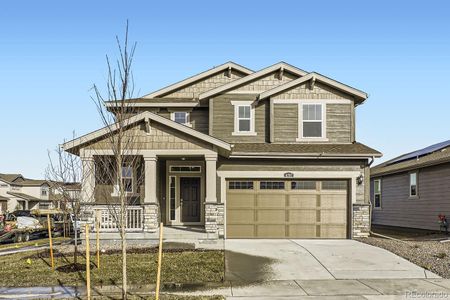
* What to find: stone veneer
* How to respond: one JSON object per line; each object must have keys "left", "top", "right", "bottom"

{"left": 143, "top": 203, "right": 159, "bottom": 233}
{"left": 352, "top": 203, "right": 370, "bottom": 238}
{"left": 204, "top": 203, "right": 224, "bottom": 239}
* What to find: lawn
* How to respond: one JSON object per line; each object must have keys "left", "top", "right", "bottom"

{"left": 0, "top": 249, "right": 225, "bottom": 287}
{"left": 0, "top": 237, "right": 71, "bottom": 251}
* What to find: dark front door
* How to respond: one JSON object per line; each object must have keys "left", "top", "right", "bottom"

{"left": 180, "top": 177, "right": 201, "bottom": 223}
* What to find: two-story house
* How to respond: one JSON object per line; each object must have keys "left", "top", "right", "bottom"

{"left": 0, "top": 173, "right": 53, "bottom": 212}
{"left": 63, "top": 62, "right": 381, "bottom": 239}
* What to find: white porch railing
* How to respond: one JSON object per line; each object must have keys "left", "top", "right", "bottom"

{"left": 94, "top": 206, "right": 144, "bottom": 232}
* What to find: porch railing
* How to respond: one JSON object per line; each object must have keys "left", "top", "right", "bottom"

{"left": 93, "top": 206, "right": 144, "bottom": 232}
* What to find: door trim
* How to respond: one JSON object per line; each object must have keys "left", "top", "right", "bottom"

{"left": 166, "top": 160, "right": 205, "bottom": 226}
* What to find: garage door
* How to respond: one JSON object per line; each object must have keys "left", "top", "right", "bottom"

{"left": 226, "top": 179, "right": 348, "bottom": 239}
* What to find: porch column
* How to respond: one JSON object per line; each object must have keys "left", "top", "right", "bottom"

{"left": 204, "top": 154, "right": 224, "bottom": 239}
{"left": 80, "top": 156, "right": 95, "bottom": 230}
{"left": 143, "top": 155, "right": 159, "bottom": 232}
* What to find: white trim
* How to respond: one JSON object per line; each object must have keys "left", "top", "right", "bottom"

{"left": 143, "top": 62, "right": 253, "bottom": 98}
{"left": 169, "top": 165, "right": 202, "bottom": 173}
{"left": 62, "top": 111, "right": 231, "bottom": 153}
{"left": 297, "top": 103, "right": 328, "bottom": 142}
{"left": 199, "top": 62, "right": 308, "bottom": 100}
{"left": 409, "top": 171, "right": 418, "bottom": 198}
{"left": 272, "top": 99, "right": 352, "bottom": 105}
{"left": 170, "top": 111, "right": 192, "bottom": 128}
{"left": 373, "top": 179, "right": 382, "bottom": 209}
{"left": 231, "top": 100, "right": 256, "bottom": 136}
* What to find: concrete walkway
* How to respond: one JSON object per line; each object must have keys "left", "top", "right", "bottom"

{"left": 225, "top": 239, "right": 439, "bottom": 281}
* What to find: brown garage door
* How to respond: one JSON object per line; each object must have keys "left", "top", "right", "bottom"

{"left": 226, "top": 179, "right": 348, "bottom": 238}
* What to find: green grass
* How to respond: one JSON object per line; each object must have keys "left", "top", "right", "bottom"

{"left": 0, "top": 249, "right": 225, "bottom": 287}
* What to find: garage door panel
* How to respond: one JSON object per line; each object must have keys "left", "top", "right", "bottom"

{"left": 256, "top": 225, "right": 286, "bottom": 237}
{"left": 227, "top": 209, "right": 254, "bottom": 223}
{"left": 227, "top": 194, "right": 255, "bottom": 208}
{"left": 226, "top": 179, "right": 348, "bottom": 239}
{"left": 288, "top": 195, "right": 317, "bottom": 208}
{"left": 288, "top": 209, "right": 317, "bottom": 223}
{"left": 288, "top": 224, "right": 316, "bottom": 238}
{"left": 227, "top": 225, "right": 255, "bottom": 238}
{"left": 256, "top": 209, "right": 285, "bottom": 223}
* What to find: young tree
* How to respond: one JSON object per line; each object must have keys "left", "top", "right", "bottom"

{"left": 90, "top": 21, "right": 141, "bottom": 299}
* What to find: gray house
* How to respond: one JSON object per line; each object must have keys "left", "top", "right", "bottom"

{"left": 371, "top": 140, "right": 450, "bottom": 231}
{"left": 63, "top": 61, "right": 381, "bottom": 240}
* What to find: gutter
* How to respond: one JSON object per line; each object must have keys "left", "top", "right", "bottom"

{"left": 230, "top": 153, "right": 381, "bottom": 159}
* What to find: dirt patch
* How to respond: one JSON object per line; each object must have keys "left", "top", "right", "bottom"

{"left": 225, "top": 251, "right": 276, "bottom": 282}
{"left": 358, "top": 236, "right": 450, "bottom": 278}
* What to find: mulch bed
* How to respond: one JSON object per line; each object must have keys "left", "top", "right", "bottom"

{"left": 358, "top": 236, "right": 450, "bottom": 278}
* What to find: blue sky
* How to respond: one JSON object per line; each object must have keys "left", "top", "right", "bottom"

{"left": 1, "top": 0, "right": 449, "bottom": 178}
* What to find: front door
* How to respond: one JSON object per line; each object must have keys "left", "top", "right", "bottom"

{"left": 180, "top": 177, "right": 201, "bottom": 223}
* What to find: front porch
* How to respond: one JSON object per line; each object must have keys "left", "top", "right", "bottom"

{"left": 80, "top": 150, "right": 224, "bottom": 240}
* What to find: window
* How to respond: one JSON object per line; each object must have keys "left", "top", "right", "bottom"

{"left": 229, "top": 181, "right": 254, "bottom": 190}
{"left": 41, "top": 188, "right": 48, "bottom": 197}
{"left": 169, "top": 176, "right": 176, "bottom": 221}
{"left": 322, "top": 181, "right": 347, "bottom": 190}
{"left": 291, "top": 181, "right": 316, "bottom": 190}
{"left": 169, "top": 166, "right": 201, "bottom": 173}
{"left": 301, "top": 104, "right": 324, "bottom": 138}
{"left": 260, "top": 181, "right": 285, "bottom": 190}
{"left": 171, "top": 112, "right": 190, "bottom": 126}
{"left": 410, "top": 172, "right": 418, "bottom": 197}
{"left": 374, "top": 179, "right": 381, "bottom": 208}
{"left": 122, "top": 165, "right": 133, "bottom": 193}
{"left": 232, "top": 101, "right": 256, "bottom": 135}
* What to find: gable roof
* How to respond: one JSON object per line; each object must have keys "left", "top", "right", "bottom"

{"left": 142, "top": 61, "right": 254, "bottom": 98}
{"left": 371, "top": 141, "right": 450, "bottom": 177}
{"left": 62, "top": 111, "right": 231, "bottom": 154}
{"left": 198, "top": 62, "right": 308, "bottom": 100}
{"left": 7, "top": 191, "right": 41, "bottom": 201}
{"left": 258, "top": 72, "right": 368, "bottom": 103}
{"left": 0, "top": 173, "right": 24, "bottom": 184}
{"left": 230, "top": 142, "right": 382, "bottom": 158}
{"left": 105, "top": 98, "right": 204, "bottom": 108}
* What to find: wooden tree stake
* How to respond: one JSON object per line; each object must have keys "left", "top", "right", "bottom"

{"left": 96, "top": 213, "right": 100, "bottom": 269}
{"left": 155, "top": 223, "right": 164, "bottom": 300}
{"left": 47, "top": 214, "right": 54, "bottom": 271}
{"left": 85, "top": 224, "right": 91, "bottom": 300}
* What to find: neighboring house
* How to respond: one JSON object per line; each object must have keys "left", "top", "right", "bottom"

{"left": 63, "top": 61, "right": 381, "bottom": 239}
{"left": 0, "top": 173, "right": 53, "bottom": 212}
{"left": 370, "top": 140, "right": 450, "bottom": 231}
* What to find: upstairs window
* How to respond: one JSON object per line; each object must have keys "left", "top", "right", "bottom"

{"left": 41, "top": 188, "right": 48, "bottom": 197}
{"left": 410, "top": 172, "right": 418, "bottom": 197}
{"left": 171, "top": 112, "right": 190, "bottom": 126}
{"left": 374, "top": 179, "right": 381, "bottom": 208}
{"left": 301, "top": 104, "right": 324, "bottom": 138}
{"left": 232, "top": 101, "right": 256, "bottom": 135}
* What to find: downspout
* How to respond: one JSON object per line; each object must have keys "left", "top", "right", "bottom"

{"left": 367, "top": 156, "right": 375, "bottom": 236}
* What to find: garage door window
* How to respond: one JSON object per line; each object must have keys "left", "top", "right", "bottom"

{"left": 291, "top": 181, "right": 316, "bottom": 190}
{"left": 260, "top": 181, "right": 285, "bottom": 189}
{"left": 229, "top": 181, "right": 254, "bottom": 189}
{"left": 322, "top": 181, "right": 347, "bottom": 190}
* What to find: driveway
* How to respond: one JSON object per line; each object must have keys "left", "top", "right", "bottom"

{"left": 225, "top": 239, "right": 439, "bottom": 282}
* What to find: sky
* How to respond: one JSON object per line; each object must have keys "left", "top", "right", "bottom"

{"left": 1, "top": 0, "right": 450, "bottom": 179}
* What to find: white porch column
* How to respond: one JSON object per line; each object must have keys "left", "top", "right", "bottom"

{"left": 205, "top": 154, "right": 218, "bottom": 203}
{"left": 144, "top": 155, "right": 158, "bottom": 204}
{"left": 143, "top": 155, "right": 158, "bottom": 232}
{"left": 81, "top": 156, "right": 95, "bottom": 204}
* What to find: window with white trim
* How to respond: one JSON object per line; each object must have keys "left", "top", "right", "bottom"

{"left": 122, "top": 165, "right": 133, "bottom": 193}
{"left": 301, "top": 104, "right": 324, "bottom": 138}
{"left": 374, "top": 179, "right": 381, "bottom": 208}
{"left": 410, "top": 172, "right": 418, "bottom": 197}
{"left": 232, "top": 101, "right": 256, "bottom": 135}
{"left": 171, "top": 111, "right": 190, "bottom": 126}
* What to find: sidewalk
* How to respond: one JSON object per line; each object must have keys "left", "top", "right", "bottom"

{"left": 1, "top": 279, "right": 449, "bottom": 299}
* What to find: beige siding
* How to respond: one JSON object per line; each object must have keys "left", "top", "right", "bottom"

{"left": 211, "top": 94, "right": 267, "bottom": 143}
{"left": 272, "top": 82, "right": 350, "bottom": 100}
{"left": 162, "top": 70, "right": 247, "bottom": 98}
{"left": 327, "top": 104, "right": 351, "bottom": 143}
{"left": 190, "top": 108, "right": 209, "bottom": 134}
{"left": 233, "top": 72, "right": 297, "bottom": 92}
{"left": 84, "top": 121, "right": 211, "bottom": 151}
{"left": 273, "top": 104, "right": 298, "bottom": 142}
{"left": 371, "top": 162, "right": 450, "bottom": 230}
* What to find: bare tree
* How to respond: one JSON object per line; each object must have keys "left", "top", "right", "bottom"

{"left": 90, "top": 21, "right": 142, "bottom": 299}
{"left": 46, "top": 136, "right": 82, "bottom": 264}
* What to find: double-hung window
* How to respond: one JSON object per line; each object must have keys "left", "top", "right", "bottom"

{"left": 374, "top": 179, "right": 382, "bottom": 208}
{"left": 409, "top": 172, "right": 418, "bottom": 197}
{"left": 122, "top": 165, "right": 133, "bottom": 193}
{"left": 232, "top": 101, "right": 256, "bottom": 135}
{"left": 171, "top": 112, "right": 190, "bottom": 126}
{"left": 298, "top": 103, "right": 325, "bottom": 140}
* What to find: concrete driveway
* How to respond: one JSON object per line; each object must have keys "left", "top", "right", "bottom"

{"left": 225, "top": 239, "right": 439, "bottom": 282}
